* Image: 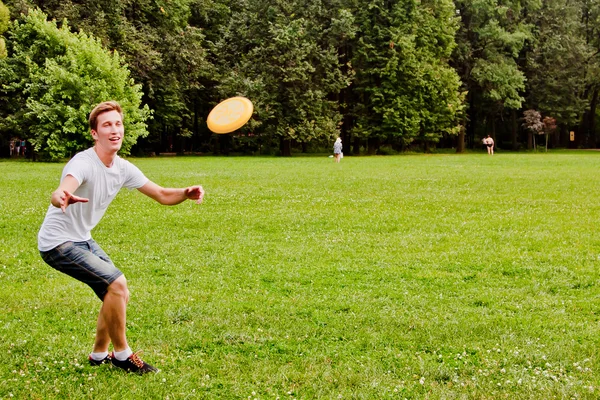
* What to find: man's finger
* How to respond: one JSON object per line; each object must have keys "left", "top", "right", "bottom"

{"left": 71, "top": 195, "right": 89, "bottom": 203}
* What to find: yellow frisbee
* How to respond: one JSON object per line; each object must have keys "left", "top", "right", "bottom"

{"left": 207, "top": 96, "right": 254, "bottom": 134}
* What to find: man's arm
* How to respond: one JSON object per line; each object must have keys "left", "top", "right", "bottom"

{"left": 137, "top": 181, "right": 204, "bottom": 205}
{"left": 51, "top": 174, "right": 89, "bottom": 212}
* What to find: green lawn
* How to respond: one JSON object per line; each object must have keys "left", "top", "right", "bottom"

{"left": 1, "top": 152, "right": 600, "bottom": 399}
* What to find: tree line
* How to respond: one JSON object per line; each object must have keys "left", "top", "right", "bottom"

{"left": 0, "top": 0, "right": 598, "bottom": 160}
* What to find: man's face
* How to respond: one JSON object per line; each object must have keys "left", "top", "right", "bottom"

{"left": 91, "top": 110, "right": 124, "bottom": 153}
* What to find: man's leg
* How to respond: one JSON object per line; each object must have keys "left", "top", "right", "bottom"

{"left": 100, "top": 275, "right": 129, "bottom": 352}
{"left": 93, "top": 309, "right": 110, "bottom": 353}
{"left": 41, "top": 242, "right": 156, "bottom": 372}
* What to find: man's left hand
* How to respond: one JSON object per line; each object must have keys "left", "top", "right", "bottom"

{"left": 185, "top": 186, "right": 205, "bottom": 204}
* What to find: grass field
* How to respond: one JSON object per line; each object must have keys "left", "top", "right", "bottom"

{"left": 1, "top": 151, "right": 600, "bottom": 399}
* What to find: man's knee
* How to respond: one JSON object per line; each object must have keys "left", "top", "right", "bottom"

{"left": 107, "top": 275, "right": 130, "bottom": 302}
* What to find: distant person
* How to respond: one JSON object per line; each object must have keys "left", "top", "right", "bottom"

{"left": 14, "top": 138, "right": 20, "bottom": 157}
{"left": 20, "top": 139, "right": 26, "bottom": 156}
{"left": 333, "top": 137, "right": 343, "bottom": 163}
{"left": 9, "top": 140, "right": 14, "bottom": 156}
{"left": 38, "top": 101, "right": 205, "bottom": 374}
{"left": 484, "top": 135, "right": 494, "bottom": 155}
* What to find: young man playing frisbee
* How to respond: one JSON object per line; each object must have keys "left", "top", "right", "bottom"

{"left": 38, "top": 101, "right": 204, "bottom": 374}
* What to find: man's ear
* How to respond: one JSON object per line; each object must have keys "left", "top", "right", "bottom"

{"left": 91, "top": 130, "right": 98, "bottom": 140}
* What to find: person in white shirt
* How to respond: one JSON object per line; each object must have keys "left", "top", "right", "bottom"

{"left": 333, "top": 137, "right": 343, "bottom": 163}
{"left": 38, "top": 101, "right": 205, "bottom": 374}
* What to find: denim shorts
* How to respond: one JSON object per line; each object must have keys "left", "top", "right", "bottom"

{"left": 40, "top": 239, "right": 123, "bottom": 300}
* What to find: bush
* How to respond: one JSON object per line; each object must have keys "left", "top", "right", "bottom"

{"left": 0, "top": 9, "right": 150, "bottom": 160}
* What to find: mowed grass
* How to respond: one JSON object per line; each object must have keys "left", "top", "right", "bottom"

{"left": 1, "top": 152, "right": 600, "bottom": 399}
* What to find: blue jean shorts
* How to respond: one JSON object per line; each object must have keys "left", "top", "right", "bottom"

{"left": 40, "top": 239, "right": 123, "bottom": 300}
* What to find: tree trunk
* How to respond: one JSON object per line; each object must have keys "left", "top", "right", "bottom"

{"left": 589, "top": 87, "right": 598, "bottom": 148}
{"left": 280, "top": 138, "right": 291, "bottom": 156}
{"left": 340, "top": 108, "right": 354, "bottom": 156}
{"left": 552, "top": 126, "right": 560, "bottom": 148}
{"left": 578, "top": 87, "right": 598, "bottom": 148}
{"left": 423, "top": 141, "right": 430, "bottom": 153}
{"left": 353, "top": 137, "right": 361, "bottom": 155}
{"left": 560, "top": 125, "right": 569, "bottom": 148}
{"left": 466, "top": 92, "right": 476, "bottom": 149}
{"left": 491, "top": 116, "right": 496, "bottom": 149}
{"left": 219, "top": 134, "right": 230, "bottom": 155}
{"left": 367, "top": 137, "right": 379, "bottom": 155}
{"left": 527, "top": 131, "right": 533, "bottom": 150}
{"left": 456, "top": 126, "right": 465, "bottom": 153}
{"left": 213, "top": 133, "right": 220, "bottom": 155}
{"left": 339, "top": 43, "right": 354, "bottom": 155}
{"left": 511, "top": 109, "right": 518, "bottom": 150}
{"left": 193, "top": 99, "right": 199, "bottom": 152}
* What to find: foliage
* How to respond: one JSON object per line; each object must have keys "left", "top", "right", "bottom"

{"left": 453, "top": 0, "right": 533, "bottom": 109}
{"left": 350, "top": 0, "right": 463, "bottom": 146}
{"left": 0, "top": 1, "right": 8, "bottom": 58}
{"left": 542, "top": 116, "right": 557, "bottom": 135}
{"left": 522, "top": 109, "right": 546, "bottom": 150}
{"left": 471, "top": 57, "right": 525, "bottom": 110}
{"left": 5, "top": 0, "right": 214, "bottom": 152}
{"left": 0, "top": 1, "right": 7, "bottom": 32}
{"left": 523, "top": 0, "right": 589, "bottom": 126}
{"left": 216, "top": 1, "right": 351, "bottom": 151}
{"left": 0, "top": 0, "right": 598, "bottom": 154}
{"left": 0, "top": 9, "right": 150, "bottom": 160}
{"left": 522, "top": 109, "right": 543, "bottom": 134}
{"left": 452, "top": 0, "right": 535, "bottom": 149}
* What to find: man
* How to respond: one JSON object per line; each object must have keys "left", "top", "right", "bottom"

{"left": 484, "top": 135, "right": 494, "bottom": 155}
{"left": 38, "top": 101, "right": 204, "bottom": 374}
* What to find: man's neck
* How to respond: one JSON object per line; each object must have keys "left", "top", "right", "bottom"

{"left": 93, "top": 146, "right": 117, "bottom": 167}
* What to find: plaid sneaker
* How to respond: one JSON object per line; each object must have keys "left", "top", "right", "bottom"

{"left": 110, "top": 351, "right": 159, "bottom": 374}
{"left": 88, "top": 354, "right": 112, "bottom": 366}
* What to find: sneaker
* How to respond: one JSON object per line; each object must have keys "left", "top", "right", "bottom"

{"left": 110, "top": 351, "right": 159, "bottom": 374}
{"left": 88, "top": 354, "right": 112, "bottom": 366}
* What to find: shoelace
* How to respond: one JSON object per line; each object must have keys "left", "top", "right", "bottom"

{"left": 129, "top": 352, "right": 145, "bottom": 368}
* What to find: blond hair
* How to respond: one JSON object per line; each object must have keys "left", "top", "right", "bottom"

{"left": 89, "top": 101, "right": 123, "bottom": 131}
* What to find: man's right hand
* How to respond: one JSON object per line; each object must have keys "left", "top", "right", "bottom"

{"left": 53, "top": 190, "right": 89, "bottom": 213}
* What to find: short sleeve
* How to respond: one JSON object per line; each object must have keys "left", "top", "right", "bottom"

{"left": 123, "top": 160, "right": 149, "bottom": 189}
{"left": 61, "top": 153, "right": 93, "bottom": 185}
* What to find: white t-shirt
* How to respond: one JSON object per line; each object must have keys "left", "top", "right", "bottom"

{"left": 38, "top": 148, "right": 149, "bottom": 251}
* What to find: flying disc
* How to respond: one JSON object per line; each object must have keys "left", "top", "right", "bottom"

{"left": 207, "top": 97, "right": 254, "bottom": 134}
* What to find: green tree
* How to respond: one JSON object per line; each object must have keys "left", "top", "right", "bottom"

{"left": 523, "top": 0, "right": 589, "bottom": 148}
{"left": 349, "top": 0, "right": 462, "bottom": 153}
{"left": 577, "top": 0, "right": 600, "bottom": 148}
{"left": 0, "top": 1, "right": 9, "bottom": 58}
{"left": 217, "top": 0, "right": 351, "bottom": 156}
{"left": 5, "top": 0, "right": 214, "bottom": 153}
{"left": 0, "top": 9, "right": 150, "bottom": 160}
{"left": 453, "top": 0, "right": 534, "bottom": 151}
